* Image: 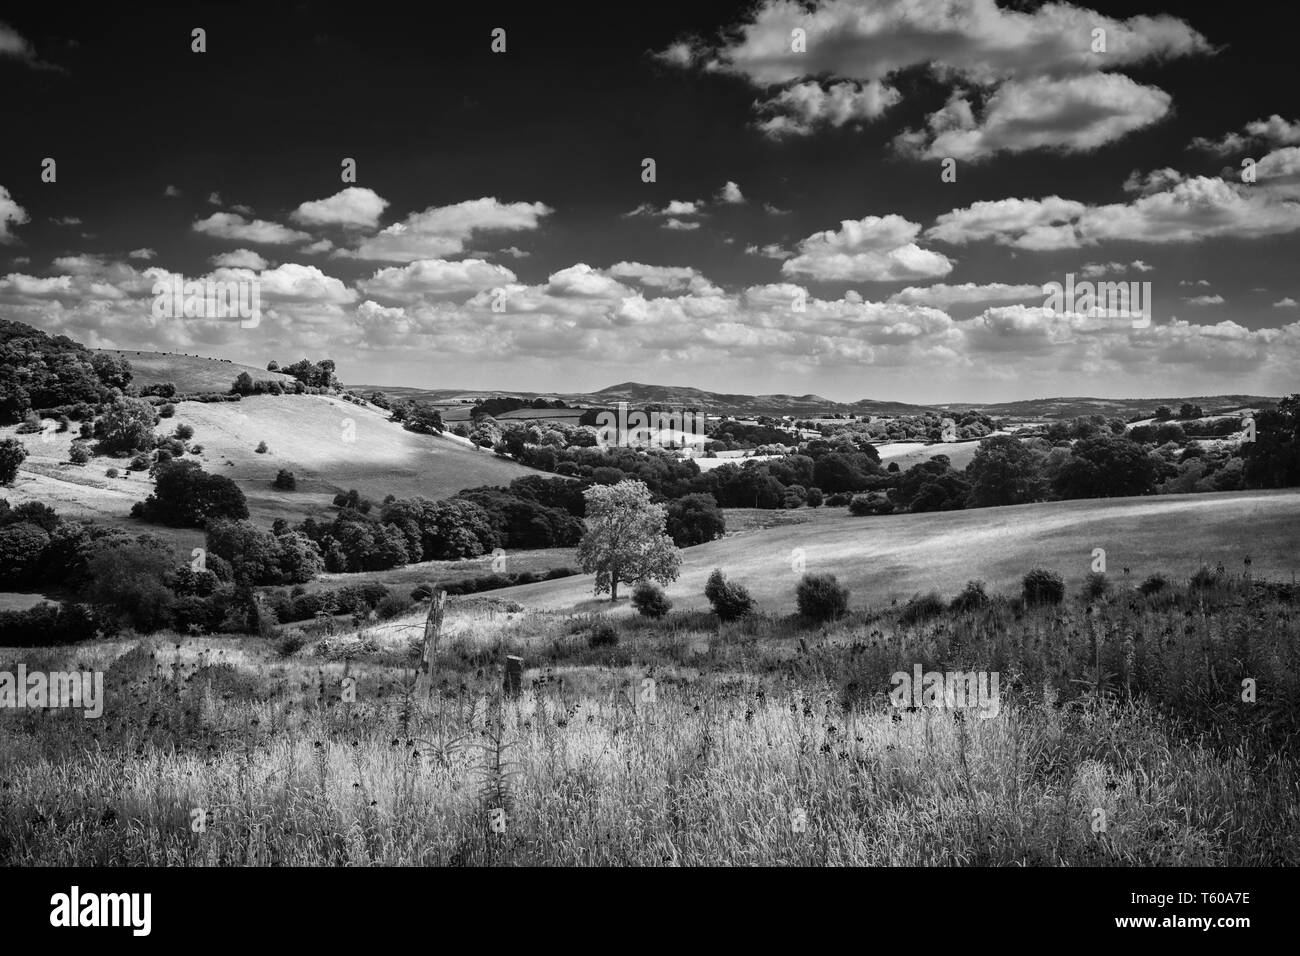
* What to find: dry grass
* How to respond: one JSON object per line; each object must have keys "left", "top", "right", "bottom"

{"left": 2, "top": 572, "right": 1297, "bottom": 866}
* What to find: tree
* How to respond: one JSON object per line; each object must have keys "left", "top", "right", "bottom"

{"left": 233, "top": 371, "right": 255, "bottom": 395}
{"left": 577, "top": 479, "right": 681, "bottom": 601}
{"left": 134, "top": 460, "right": 249, "bottom": 527}
{"left": 965, "top": 435, "right": 1046, "bottom": 507}
{"left": 1052, "top": 435, "right": 1156, "bottom": 499}
{"left": 632, "top": 581, "right": 672, "bottom": 618}
{"left": 666, "top": 493, "right": 726, "bottom": 546}
{"left": 96, "top": 397, "right": 158, "bottom": 454}
{"left": 704, "top": 568, "right": 753, "bottom": 621}
{"left": 0, "top": 438, "right": 27, "bottom": 485}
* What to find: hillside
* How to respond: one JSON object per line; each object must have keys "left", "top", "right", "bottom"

{"left": 93, "top": 349, "right": 295, "bottom": 393}
{"left": 481, "top": 489, "right": 1300, "bottom": 615}
{"left": 0, "top": 394, "right": 550, "bottom": 550}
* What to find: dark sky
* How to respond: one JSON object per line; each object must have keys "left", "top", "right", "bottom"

{"left": 1, "top": 1, "right": 1297, "bottom": 402}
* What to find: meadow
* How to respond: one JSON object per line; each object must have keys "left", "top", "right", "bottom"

{"left": 3, "top": 566, "right": 1297, "bottom": 866}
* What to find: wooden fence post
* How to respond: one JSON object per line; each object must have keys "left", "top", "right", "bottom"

{"left": 504, "top": 655, "right": 523, "bottom": 699}
{"left": 417, "top": 590, "right": 446, "bottom": 699}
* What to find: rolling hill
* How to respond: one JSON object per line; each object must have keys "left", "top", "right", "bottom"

{"left": 0, "top": 393, "right": 551, "bottom": 551}
{"left": 479, "top": 489, "right": 1300, "bottom": 615}
{"left": 93, "top": 349, "right": 295, "bottom": 393}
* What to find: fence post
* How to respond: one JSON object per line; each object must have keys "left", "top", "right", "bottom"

{"left": 417, "top": 590, "right": 446, "bottom": 698}
{"left": 504, "top": 655, "right": 524, "bottom": 699}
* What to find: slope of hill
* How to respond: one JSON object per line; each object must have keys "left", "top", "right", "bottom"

{"left": 0, "top": 394, "right": 550, "bottom": 549}
{"left": 483, "top": 489, "right": 1300, "bottom": 615}
{"left": 93, "top": 349, "right": 295, "bottom": 392}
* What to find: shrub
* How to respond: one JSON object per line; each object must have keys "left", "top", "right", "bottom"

{"left": 949, "top": 579, "right": 989, "bottom": 613}
{"left": 1139, "top": 573, "right": 1169, "bottom": 596}
{"left": 1022, "top": 568, "right": 1065, "bottom": 606}
{"left": 275, "top": 631, "right": 307, "bottom": 658}
{"left": 805, "top": 487, "right": 824, "bottom": 507}
{"left": 273, "top": 469, "right": 296, "bottom": 491}
{"left": 1189, "top": 565, "right": 1221, "bottom": 590}
{"left": 128, "top": 453, "right": 151, "bottom": 471}
{"left": 255, "top": 441, "right": 268, "bottom": 454}
{"left": 899, "top": 591, "right": 946, "bottom": 625}
{"left": 587, "top": 622, "right": 619, "bottom": 647}
{"left": 796, "top": 573, "right": 849, "bottom": 622}
{"left": 174, "top": 423, "right": 194, "bottom": 440}
{"left": 848, "top": 492, "right": 892, "bottom": 516}
{"left": 632, "top": 581, "right": 672, "bottom": 618}
{"left": 106, "top": 467, "right": 119, "bottom": 478}
{"left": 159, "top": 403, "right": 176, "bottom": 419}
{"left": 375, "top": 593, "right": 414, "bottom": 620}
{"left": 1082, "top": 571, "right": 1110, "bottom": 600}
{"left": 410, "top": 582, "right": 436, "bottom": 602}
{"left": 68, "top": 442, "right": 92, "bottom": 465}
{"left": 705, "top": 568, "right": 753, "bottom": 622}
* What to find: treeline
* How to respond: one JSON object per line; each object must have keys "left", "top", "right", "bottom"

{"left": 0, "top": 319, "right": 134, "bottom": 424}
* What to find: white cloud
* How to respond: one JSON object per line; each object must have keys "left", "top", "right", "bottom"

{"left": 128, "top": 248, "right": 156, "bottom": 261}
{"left": 1079, "top": 260, "right": 1153, "bottom": 278}
{"left": 783, "top": 214, "right": 954, "bottom": 282}
{"left": 757, "top": 80, "right": 901, "bottom": 138}
{"left": 208, "top": 191, "right": 223, "bottom": 205}
{"left": 1191, "top": 114, "right": 1300, "bottom": 154}
{"left": 1185, "top": 294, "right": 1225, "bottom": 306}
{"left": 164, "top": 185, "right": 181, "bottom": 198}
{"left": 0, "top": 186, "right": 29, "bottom": 242}
{"left": 341, "top": 197, "right": 551, "bottom": 262}
{"left": 210, "top": 248, "right": 269, "bottom": 270}
{"left": 663, "top": 218, "right": 701, "bottom": 231}
{"left": 291, "top": 187, "right": 390, "bottom": 229}
{"left": 888, "top": 282, "right": 1041, "bottom": 309}
{"left": 193, "top": 212, "right": 310, "bottom": 245}
{"left": 358, "top": 258, "right": 516, "bottom": 301}
{"left": 895, "top": 74, "right": 1171, "bottom": 162}
{"left": 929, "top": 175, "right": 1300, "bottom": 249}
{"left": 1273, "top": 297, "right": 1298, "bottom": 308}
{"left": 716, "top": 181, "right": 745, "bottom": 204}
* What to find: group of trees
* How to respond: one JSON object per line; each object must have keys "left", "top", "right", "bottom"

{"left": 0, "top": 319, "right": 134, "bottom": 423}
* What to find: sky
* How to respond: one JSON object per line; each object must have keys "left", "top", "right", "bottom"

{"left": 1, "top": 0, "right": 1298, "bottom": 404}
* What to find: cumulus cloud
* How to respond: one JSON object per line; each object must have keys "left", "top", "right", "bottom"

{"left": 128, "top": 248, "right": 156, "bottom": 261}
{"left": 1185, "top": 294, "right": 1225, "bottom": 306}
{"left": 1191, "top": 114, "right": 1300, "bottom": 154}
{"left": 340, "top": 197, "right": 551, "bottom": 262}
{"left": 929, "top": 175, "right": 1300, "bottom": 249}
{"left": 895, "top": 73, "right": 1172, "bottom": 161}
{"left": 164, "top": 185, "right": 181, "bottom": 198}
{"left": 291, "top": 187, "right": 390, "bottom": 229}
{"left": 0, "top": 186, "right": 29, "bottom": 242}
{"left": 757, "top": 80, "right": 901, "bottom": 138}
{"left": 1274, "top": 297, "right": 1298, "bottom": 308}
{"left": 1079, "top": 260, "right": 1153, "bottom": 278}
{"left": 716, "top": 181, "right": 745, "bottom": 204}
{"left": 357, "top": 258, "right": 517, "bottom": 301}
{"left": 783, "top": 214, "right": 954, "bottom": 282}
{"left": 888, "top": 282, "right": 1042, "bottom": 309}
{"left": 658, "top": 0, "right": 1207, "bottom": 156}
{"left": 210, "top": 248, "right": 269, "bottom": 270}
{"left": 193, "top": 212, "right": 311, "bottom": 245}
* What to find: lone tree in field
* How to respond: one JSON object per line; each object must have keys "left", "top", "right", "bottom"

{"left": 577, "top": 479, "right": 680, "bottom": 601}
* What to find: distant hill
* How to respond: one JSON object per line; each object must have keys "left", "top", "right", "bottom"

{"left": 93, "top": 349, "right": 294, "bottom": 393}
{"left": 354, "top": 379, "right": 1278, "bottom": 421}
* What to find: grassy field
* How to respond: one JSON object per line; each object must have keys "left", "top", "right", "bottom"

{"left": 493, "top": 489, "right": 1300, "bottom": 614}
{"left": 93, "top": 349, "right": 295, "bottom": 392}
{"left": 2, "top": 569, "right": 1296, "bottom": 866}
